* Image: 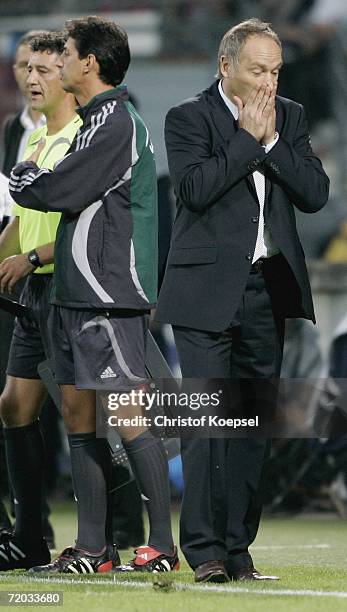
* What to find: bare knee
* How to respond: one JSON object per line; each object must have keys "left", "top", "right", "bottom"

{"left": 61, "top": 401, "right": 84, "bottom": 433}
{"left": 0, "top": 391, "right": 36, "bottom": 427}
{"left": 0, "top": 377, "right": 46, "bottom": 428}
{"left": 61, "top": 386, "right": 96, "bottom": 434}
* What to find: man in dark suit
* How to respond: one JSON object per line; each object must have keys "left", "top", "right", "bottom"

{"left": 0, "top": 30, "right": 46, "bottom": 534}
{"left": 1, "top": 31, "right": 47, "bottom": 225}
{"left": 156, "top": 18, "right": 329, "bottom": 582}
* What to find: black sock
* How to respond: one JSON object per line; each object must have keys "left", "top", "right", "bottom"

{"left": 0, "top": 497, "right": 11, "bottom": 530}
{"left": 123, "top": 432, "right": 174, "bottom": 554}
{"left": 3, "top": 421, "right": 44, "bottom": 545}
{"left": 68, "top": 432, "right": 112, "bottom": 554}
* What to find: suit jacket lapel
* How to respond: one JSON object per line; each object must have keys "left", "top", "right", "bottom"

{"left": 206, "top": 81, "right": 258, "bottom": 200}
{"left": 206, "top": 82, "right": 238, "bottom": 138}
{"left": 264, "top": 98, "right": 283, "bottom": 220}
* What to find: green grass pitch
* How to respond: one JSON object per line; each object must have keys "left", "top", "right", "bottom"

{"left": 0, "top": 502, "right": 346, "bottom": 611}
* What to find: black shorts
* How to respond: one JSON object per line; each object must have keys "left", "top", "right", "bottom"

{"left": 6, "top": 274, "right": 53, "bottom": 379}
{"left": 48, "top": 305, "right": 149, "bottom": 390}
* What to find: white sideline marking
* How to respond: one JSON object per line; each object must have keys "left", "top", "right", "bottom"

{"left": 2, "top": 576, "right": 347, "bottom": 599}
{"left": 252, "top": 544, "right": 331, "bottom": 550}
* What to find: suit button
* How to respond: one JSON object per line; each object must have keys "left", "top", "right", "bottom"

{"left": 270, "top": 161, "right": 280, "bottom": 174}
{"left": 252, "top": 216, "right": 259, "bottom": 223}
{"left": 246, "top": 253, "right": 252, "bottom": 261}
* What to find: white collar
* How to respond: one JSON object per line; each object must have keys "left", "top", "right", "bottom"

{"left": 218, "top": 79, "right": 238, "bottom": 120}
{"left": 20, "top": 105, "right": 45, "bottom": 131}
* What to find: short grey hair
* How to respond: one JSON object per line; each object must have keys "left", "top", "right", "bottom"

{"left": 215, "top": 18, "right": 282, "bottom": 79}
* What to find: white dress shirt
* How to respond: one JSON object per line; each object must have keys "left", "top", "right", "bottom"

{"left": 218, "top": 80, "right": 280, "bottom": 261}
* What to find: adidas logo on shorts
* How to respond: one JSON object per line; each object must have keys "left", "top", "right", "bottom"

{"left": 100, "top": 366, "right": 117, "bottom": 379}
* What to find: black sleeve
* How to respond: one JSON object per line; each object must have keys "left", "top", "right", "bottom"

{"left": 9, "top": 110, "right": 133, "bottom": 214}
{"left": 264, "top": 104, "right": 329, "bottom": 213}
{"left": 165, "top": 105, "right": 266, "bottom": 213}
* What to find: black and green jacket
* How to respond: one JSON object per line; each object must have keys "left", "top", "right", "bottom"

{"left": 9, "top": 86, "right": 158, "bottom": 309}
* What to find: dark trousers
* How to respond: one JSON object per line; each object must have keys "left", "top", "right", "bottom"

{"left": 173, "top": 263, "right": 285, "bottom": 571}
{"left": 0, "top": 289, "right": 21, "bottom": 526}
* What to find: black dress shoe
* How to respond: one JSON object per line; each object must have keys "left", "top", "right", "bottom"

{"left": 194, "top": 560, "right": 230, "bottom": 583}
{"left": 231, "top": 566, "right": 279, "bottom": 581}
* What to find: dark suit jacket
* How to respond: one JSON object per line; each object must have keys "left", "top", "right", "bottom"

{"left": 155, "top": 81, "right": 329, "bottom": 332}
{"left": 1, "top": 113, "right": 24, "bottom": 233}
{"left": 1, "top": 113, "right": 24, "bottom": 178}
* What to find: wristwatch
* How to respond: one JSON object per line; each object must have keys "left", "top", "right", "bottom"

{"left": 27, "top": 249, "right": 44, "bottom": 268}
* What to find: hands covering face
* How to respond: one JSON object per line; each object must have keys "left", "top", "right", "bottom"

{"left": 233, "top": 84, "right": 276, "bottom": 145}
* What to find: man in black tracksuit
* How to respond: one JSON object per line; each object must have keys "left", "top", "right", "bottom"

{"left": 8, "top": 16, "right": 178, "bottom": 575}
